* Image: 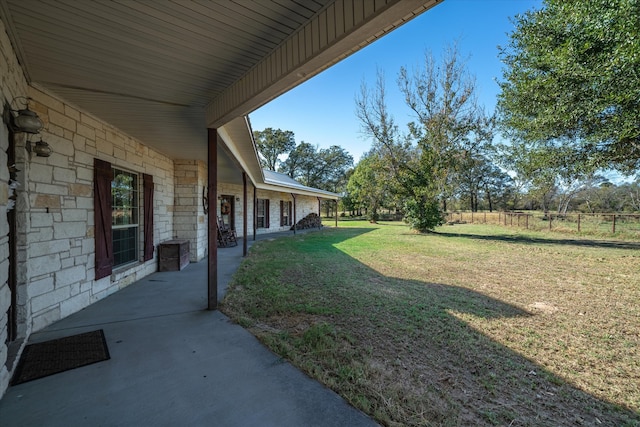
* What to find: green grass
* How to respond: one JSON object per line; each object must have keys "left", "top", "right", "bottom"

{"left": 446, "top": 211, "right": 640, "bottom": 240}
{"left": 221, "top": 221, "right": 640, "bottom": 426}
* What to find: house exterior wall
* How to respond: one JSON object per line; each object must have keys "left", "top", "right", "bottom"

{"left": 26, "top": 86, "right": 175, "bottom": 329}
{"left": 217, "top": 182, "right": 250, "bottom": 238}
{"left": 0, "top": 17, "right": 29, "bottom": 396}
{"left": 174, "top": 160, "right": 207, "bottom": 261}
{"left": 213, "top": 185, "right": 322, "bottom": 238}
{"left": 254, "top": 189, "right": 319, "bottom": 234}
{"left": 0, "top": 18, "right": 333, "bottom": 398}
{"left": 1, "top": 18, "right": 180, "bottom": 395}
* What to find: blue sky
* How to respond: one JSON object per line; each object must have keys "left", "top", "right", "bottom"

{"left": 249, "top": 0, "right": 542, "bottom": 164}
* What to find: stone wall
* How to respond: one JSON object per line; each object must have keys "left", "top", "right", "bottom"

{"left": 1, "top": 16, "right": 181, "bottom": 396}
{"left": 0, "top": 17, "right": 29, "bottom": 396}
{"left": 254, "top": 189, "right": 319, "bottom": 235}
{"left": 174, "top": 160, "right": 207, "bottom": 261}
{"left": 217, "top": 182, "right": 250, "bottom": 237}
{"left": 25, "top": 86, "right": 176, "bottom": 331}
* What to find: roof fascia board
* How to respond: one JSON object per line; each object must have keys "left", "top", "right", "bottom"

{"left": 217, "top": 120, "right": 262, "bottom": 186}
{"left": 206, "top": 0, "right": 442, "bottom": 127}
{"left": 256, "top": 182, "right": 339, "bottom": 199}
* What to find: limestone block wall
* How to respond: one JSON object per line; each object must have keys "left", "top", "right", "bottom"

{"left": 254, "top": 190, "right": 320, "bottom": 234}
{"left": 217, "top": 182, "right": 250, "bottom": 238}
{"left": 174, "top": 160, "right": 207, "bottom": 262}
{"left": 26, "top": 86, "right": 175, "bottom": 332}
{"left": 0, "top": 17, "right": 29, "bottom": 396}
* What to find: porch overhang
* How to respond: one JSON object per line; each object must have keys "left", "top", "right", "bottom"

{"left": 1, "top": 0, "right": 444, "bottom": 161}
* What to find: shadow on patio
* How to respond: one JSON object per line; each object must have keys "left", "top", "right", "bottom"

{"left": 0, "top": 229, "right": 376, "bottom": 427}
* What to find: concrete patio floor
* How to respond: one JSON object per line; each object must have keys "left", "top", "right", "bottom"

{"left": 0, "top": 231, "right": 377, "bottom": 427}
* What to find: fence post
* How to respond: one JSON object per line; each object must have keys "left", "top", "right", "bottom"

{"left": 517, "top": 214, "right": 520, "bottom": 227}
{"left": 484, "top": 212, "right": 487, "bottom": 223}
{"left": 612, "top": 214, "right": 616, "bottom": 234}
{"left": 549, "top": 214, "right": 552, "bottom": 231}
{"left": 526, "top": 214, "right": 529, "bottom": 229}
{"left": 577, "top": 214, "right": 581, "bottom": 232}
{"left": 471, "top": 211, "right": 474, "bottom": 223}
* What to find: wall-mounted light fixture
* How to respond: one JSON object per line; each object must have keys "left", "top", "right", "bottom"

{"left": 4, "top": 96, "right": 44, "bottom": 134}
{"left": 27, "top": 136, "right": 52, "bottom": 157}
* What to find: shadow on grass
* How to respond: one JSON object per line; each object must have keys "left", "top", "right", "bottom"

{"left": 435, "top": 228, "right": 640, "bottom": 251}
{"left": 223, "top": 227, "right": 640, "bottom": 426}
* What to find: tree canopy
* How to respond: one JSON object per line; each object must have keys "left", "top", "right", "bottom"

{"left": 253, "top": 128, "right": 353, "bottom": 194}
{"left": 497, "top": 0, "right": 640, "bottom": 173}
{"left": 280, "top": 143, "right": 353, "bottom": 192}
{"left": 253, "top": 128, "right": 296, "bottom": 170}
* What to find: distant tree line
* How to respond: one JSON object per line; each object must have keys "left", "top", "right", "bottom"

{"left": 253, "top": 127, "right": 353, "bottom": 216}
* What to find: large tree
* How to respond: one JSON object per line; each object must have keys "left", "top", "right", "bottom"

{"left": 357, "top": 45, "right": 494, "bottom": 231}
{"left": 347, "top": 151, "right": 393, "bottom": 222}
{"left": 253, "top": 128, "right": 296, "bottom": 170}
{"left": 497, "top": 0, "right": 640, "bottom": 172}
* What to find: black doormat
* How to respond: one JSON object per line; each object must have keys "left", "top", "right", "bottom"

{"left": 11, "top": 329, "right": 110, "bottom": 385}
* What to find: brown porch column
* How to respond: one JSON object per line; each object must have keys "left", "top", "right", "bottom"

{"left": 207, "top": 128, "right": 218, "bottom": 310}
{"left": 253, "top": 185, "right": 257, "bottom": 241}
{"left": 291, "top": 193, "right": 297, "bottom": 234}
{"left": 243, "top": 172, "right": 248, "bottom": 257}
{"left": 335, "top": 200, "right": 338, "bottom": 227}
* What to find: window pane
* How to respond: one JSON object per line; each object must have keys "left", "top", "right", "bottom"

{"left": 112, "top": 169, "right": 138, "bottom": 226}
{"left": 113, "top": 226, "right": 138, "bottom": 266}
{"left": 257, "top": 199, "right": 265, "bottom": 228}
{"left": 112, "top": 168, "right": 139, "bottom": 266}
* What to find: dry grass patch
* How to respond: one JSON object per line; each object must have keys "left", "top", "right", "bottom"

{"left": 221, "top": 222, "right": 640, "bottom": 426}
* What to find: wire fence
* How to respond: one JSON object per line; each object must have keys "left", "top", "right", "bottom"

{"left": 445, "top": 211, "right": 640, "bottom": 239}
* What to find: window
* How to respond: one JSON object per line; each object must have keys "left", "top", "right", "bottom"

{"left": 94, "top": 158, "right": 154, "bottom": 279}
{"left": 256, "top": 198, "right": 269, "bottom": 228}
{"left": 112, "top": 168, "right": 139, "bottom": 266}
{"left": 280, "top": 200, "right": 292, "bottom": 226}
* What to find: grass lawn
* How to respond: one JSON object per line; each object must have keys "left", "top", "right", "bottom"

{"left": 221, "top": 221, "right": 640, "bottom": 426}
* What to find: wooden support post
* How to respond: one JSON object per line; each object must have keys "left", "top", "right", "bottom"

{"left": 549, "top": 214, "right": 552, "bottom": 230}
{"left": 207, "top": 128, "right": 218, "bottom": 311}
{"left": 526, "top": 214, "right": 529, "bottom": 229}
{"left": 335, "top": 200, "right": 338, "bottom": 227}
{"left": 577, "top": 214, "right": 581, "bottom": 232}
{"left": 612, "top": 214, "right": 616, "bottom": 234}
{"left": 253, "top": 185, "right": 257, "bottom": 241}
{"left": 291, "top": 193, "right": 297, "bottom": 234}
{"left": 242, "top": 172, "right": 248, "bottom": 257}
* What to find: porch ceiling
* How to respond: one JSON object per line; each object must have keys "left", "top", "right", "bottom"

{"left": 1, "top": 0, "right": 442, "bottom": 167}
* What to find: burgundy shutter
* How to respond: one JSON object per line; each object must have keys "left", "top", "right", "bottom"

{"left": 143, "top": 173, "right": 154, "bottom": 261}
{"left": 280, "top": 200, "right": 284, "bottom": 226}
{"left": 265, "top": 199, "right": 270, "bottom": 228}
{"left": 94, "top": 158, "right": 113, "bottom": 280}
